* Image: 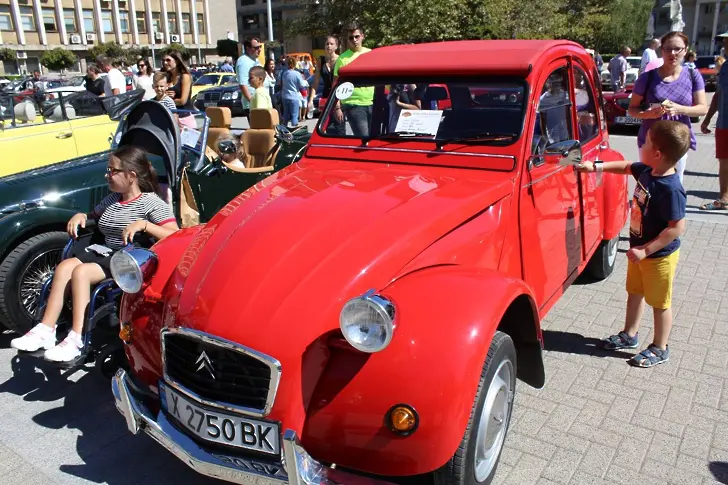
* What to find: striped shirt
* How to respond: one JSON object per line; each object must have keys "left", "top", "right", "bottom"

{"left": 93, "top": 193, "right": 176, "bottom": 250}
{"left": 157, "top": 96, "right": 177, "bottom": 111}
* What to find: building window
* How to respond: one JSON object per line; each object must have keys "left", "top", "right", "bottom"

{"left": 136, "top": 15, "right": 146, "bottom": 33}
{"left": 152, "top": 12, "right": 161, "bottom": 33}
{"left": 42, "top": 7, "right": 56, "bottom": 32}
{"left": 240, "top": 0, "right": 256, "bottom": 5}
{"left": 704, "top": 4, "right": 715, "bottom": 14}
{"left": 119, "top": 11, "right": 129, "bottom": 32}
{"left": 19, "top": 6, "right": 36, "bottom": 32}
{"left": 241, "top": 14, "right": 258, "bottom": 31}
{"left": 0, "top": 5, "right": 14, "bottom": 31}
{"left": 101, "top": 9, "right": 113, "bottom": 33}
{"left": 196, "top": 13, "right": 204, "bottom": 34}
{"left": 167, "top": 12, "right": 177, "bottom": 34}
{"left": 83, "top": 9, "right": 94, "bottom": 32}
{"left": 63, "top": 9, "right": 77, "bottom": 33}
{"left": 181, "top": 12, "right": 190, "bottom": 34}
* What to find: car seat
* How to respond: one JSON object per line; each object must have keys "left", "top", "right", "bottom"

{"left": 238, "top": 109, "right": 280, "bottom": 169}
{"left": 205, "top": 106, "right": 231, "bottom": 155}
{"left": 14, "top": 100, "right": 37, "bottom": 123}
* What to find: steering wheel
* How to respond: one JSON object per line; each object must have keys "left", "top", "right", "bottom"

{"left": 274, "top": 124, "right": 293, "bottom": 144}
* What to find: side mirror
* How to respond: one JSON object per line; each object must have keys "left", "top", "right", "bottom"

{"left": 543, "top": 140, "right": 582, "bottom": 166}
{"left": 275, "top": 124, "right": 293, "bottom": 144}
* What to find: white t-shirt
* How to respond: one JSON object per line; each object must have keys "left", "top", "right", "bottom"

{"left": 104, "top": 68, "right": 127, "bottom": 97}
{"left": 640, "top": 48, "right": 657, "bottom": 73}
{"left": 134, "top": 74, "right": 154, "bottom": 100}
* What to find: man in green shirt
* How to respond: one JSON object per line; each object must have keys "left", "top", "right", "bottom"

{"left": 333, "top": 23, "right": 374, "bottom": 136}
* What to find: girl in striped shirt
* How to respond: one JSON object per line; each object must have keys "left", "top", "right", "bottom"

{"left": 12, "top": 145, "right": 179, "bottom": 362}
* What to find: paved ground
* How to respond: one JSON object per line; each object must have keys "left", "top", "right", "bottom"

{"left": 0, "top": 118, "right": 726, "bottom": 485}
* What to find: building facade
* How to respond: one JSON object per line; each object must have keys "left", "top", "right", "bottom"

{"left": 0, "top": 0, "right": 236, "bottom": 75}
{"left": 650, "top": 0, "right": 728, "bottom": 55}
{"left": 236, "top": 0, "right": 313, "bottom": 56}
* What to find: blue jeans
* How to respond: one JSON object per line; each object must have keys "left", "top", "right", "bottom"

{"left": 282, "top": 98, "right": 300, "bottom": 126}
{"left": 342, "top": 104, "right": 372, "bottom": 137}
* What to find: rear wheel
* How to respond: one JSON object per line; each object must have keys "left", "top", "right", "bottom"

{"left": 0, "top": 232, "right": 68, "bottom": 333}
{"left": 433, "top": 331, "right": 516, "bottom": 485}
{"left": 586, "top": 235, "right": 619, "bottom": 280}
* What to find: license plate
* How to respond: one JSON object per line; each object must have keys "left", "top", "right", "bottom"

{"left": 204, "top": 101, "right": 215, "bottom": 107}
{"left": 161, "top": 383, "right": 280, "bottom": 455}
{"left": 615, "top": 116, "right": 641, "bottom": 125}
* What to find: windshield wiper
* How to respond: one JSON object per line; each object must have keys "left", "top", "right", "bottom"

{"left": 360, "top": 131, "right": 434, "bottom": 146}
{"left": 435, "top": 132, "right": 518, "bottom": 150}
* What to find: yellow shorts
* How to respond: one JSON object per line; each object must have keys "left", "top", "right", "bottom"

{"left": 626, "top": 250, "right": 679, "bottom": 309}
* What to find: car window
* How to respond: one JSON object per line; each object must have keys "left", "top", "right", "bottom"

{"left": 194, "top": 74, "right": 221, "bottom": 85}
{"left": 531, "top": 67, "right": 573, "bottom": 164}
{"left": 43, "top": 90, "right": 105, "bottom": 120}
{"left": 222, "top": 75, "right": 235, "bottom": 84}
{"left": 574, "top": 66, "right": 599, "bottom": 144}
{"left": 593, "top": 67, "right": 607, "bottom": 133}
{"left": 318, "top": 79, "right": 526, "bottom": 145}
{"left": 696, "top": 57, "right": 715, "bottom": 69}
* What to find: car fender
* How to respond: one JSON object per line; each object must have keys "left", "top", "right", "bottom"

{"left": 121, "top": 225, "right": 206, "bottom": 389}
{"left": 300, "top": 265, "right": 541, "bottom": 477}
{"left": 598, "top": 147, "right": 629, "bottom": 240}
{"left": 0, "top": 207, "right": 75, "bottom": 259}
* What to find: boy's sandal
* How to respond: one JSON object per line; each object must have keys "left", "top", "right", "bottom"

{"left": 699, "top": 199, "right": 728, "bottom": 211}
{"left": 602, "top": 331, "right": 639, "bottom": 350}
{"left": 629, "top": 344, "right": 669, "bottom": 368}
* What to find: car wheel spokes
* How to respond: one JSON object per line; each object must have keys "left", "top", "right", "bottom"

{"left": 19, "top": 249, "right": 61, "bottom": 318}
{"left": 474, "top": 359, "right": 514, "bottom": 482}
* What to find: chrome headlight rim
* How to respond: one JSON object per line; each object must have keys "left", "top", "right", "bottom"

{"left": 110, "top": 247, "right": 158, "bottom": 294}
{"left": 339, "top": 290, "right": 396, "bottom": 353}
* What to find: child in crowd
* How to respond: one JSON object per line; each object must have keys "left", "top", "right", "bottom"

{"left": 152, "top": 71, "right": 177, "bottom": 112}
{"left": 576, "top": 120, "right": 688, "bottom": 367}
{"left": 249, "top": 66, "right": 272, "bottom": 110}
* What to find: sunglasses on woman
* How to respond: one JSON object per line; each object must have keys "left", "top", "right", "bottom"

{"left": 105, "top": 167, "right": 126, "bottom": 176}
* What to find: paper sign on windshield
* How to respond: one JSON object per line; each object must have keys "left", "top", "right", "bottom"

{"left": 335, "top": 82, "right": 355, "bottom": 100}
{"left": 181, "top": 127, "right": 202, "bottom": 149}
{"left": 394, "top": 110, "right": 443, "bottom": 136}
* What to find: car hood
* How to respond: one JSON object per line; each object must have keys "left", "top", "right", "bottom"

{"left": 170, "top": 159, "right": 514, "bottom": 352}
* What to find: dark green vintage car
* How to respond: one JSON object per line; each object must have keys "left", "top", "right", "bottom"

{"left": 0, "top": 102, "right": 310, "bottom": 333}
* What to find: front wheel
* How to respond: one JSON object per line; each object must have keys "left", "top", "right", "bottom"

{"left": 0, "top": 232, "right": 68, "bottom": 333}
{"left": 433, "top": 331, "right": 516, "bottom": 485}
{"left": 586, "top": 235, "right": 619, "bottom": 280}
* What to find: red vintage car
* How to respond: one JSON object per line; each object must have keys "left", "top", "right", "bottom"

{"left": 603, "top": 90, "right": 641, "bottom": 129}
{"left": 110, "top": 39, "right": 628, "bottom": 485}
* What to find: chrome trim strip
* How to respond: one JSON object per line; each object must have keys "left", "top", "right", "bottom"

{"left": 309, "top": 143, "right": 517, "bottom": 160}
{"left": 161, "top": 327, "right": 282, "bottom": 418}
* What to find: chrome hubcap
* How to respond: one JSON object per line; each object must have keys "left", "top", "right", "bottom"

{"left": 607, "top": 238, "right": 618, "bottom": 267}
{"left": 18, "top": 249, "right": 61, "bottom": 319}
{"left": 474, "top": 359, "right": 514, "bottom": 482}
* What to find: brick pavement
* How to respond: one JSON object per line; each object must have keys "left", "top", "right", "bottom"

{"left": 0, "top": 127, "right": 725, "bottom": 485}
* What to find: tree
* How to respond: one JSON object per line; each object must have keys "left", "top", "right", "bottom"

{"left": 0, "top": 47, "right": 14, "bottom": 62}
{"left": 216, "top": 39, "right": 239, "bottom": 58}
{"left": 88, "top": 41, "right": 127, "bottom": 62}
{"left": 41, "top": 48, "right": 78, "bottom": 75}
{"left": 159, "top": 43, "right": 191, "bottom": 61}
{"left": 593, "top": 0, "right": 654, "bottom": 53}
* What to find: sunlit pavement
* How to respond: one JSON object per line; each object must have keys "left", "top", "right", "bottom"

{"left": 0, "top": 115, "right": 726, "bottom": 485}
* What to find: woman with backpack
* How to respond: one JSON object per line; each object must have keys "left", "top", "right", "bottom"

{"left": 627, "top": 31, "right": 708, "bottom": 183}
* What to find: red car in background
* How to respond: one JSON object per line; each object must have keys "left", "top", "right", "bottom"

{"left": 603, "top": 90, "right": 640, "bottom": 129}
{"left": 696, "top": 56, "right": 718, "bottom": 91}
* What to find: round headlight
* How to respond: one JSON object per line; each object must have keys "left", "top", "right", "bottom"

{"left": 339, "top": 292, "right": 395, "bottom": 353}
{"left": 110, "top": 248, "right": 158, "bottom": 293}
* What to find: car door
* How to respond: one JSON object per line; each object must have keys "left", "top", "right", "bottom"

{"left": 519, "top": 63, "right": 584, "bottom": 312}
{"left": 573, "top": 64, "right": 606, "bottom": 257}
{"left": 0, "top": 94, "right": 77, "bottom": 177}
{"left": 63, "top": 91, "right": 117, "bottom": 156}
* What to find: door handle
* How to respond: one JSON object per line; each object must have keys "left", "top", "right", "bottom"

{"left": 56, "top": 132, "right": 73, "bottom": 139}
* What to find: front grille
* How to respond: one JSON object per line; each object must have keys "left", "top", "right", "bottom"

{"left": 162, "top": 329, "right": 280, "bottom": 415}
{"left": 616, "top": 98, "right": 631, "bottom": 110}
{"left": 206, "top": 92, "right": 221, "bottom": 102}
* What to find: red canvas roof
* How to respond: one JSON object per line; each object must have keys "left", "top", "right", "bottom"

{"left": 339, "top": 39, "right": 585, "bottom": 77}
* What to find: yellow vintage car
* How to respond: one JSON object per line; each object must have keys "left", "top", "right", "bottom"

{"left": 191, "top": 72, "right": 237, "bottom": 99}
{"left": 0, "top": 90, "right": 120, "bottom": 178}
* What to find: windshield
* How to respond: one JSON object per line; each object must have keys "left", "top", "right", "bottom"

{"left": 696, "top": 57, "right": 715, "bottom": 68}
{"left": 318, "top": 79, "right": 526, "bottom": 145}
{"left": 626, "top": 58, "right": 641, "bottom": 69}
{"left": 67, "top": 76, "right": 85, "bottom": 87}
{"left": 194, "top": 74, "right": 221, "bottom": 86}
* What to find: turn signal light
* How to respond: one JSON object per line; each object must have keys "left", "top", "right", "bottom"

{"left": 119, "top": 321, "right": 133, "bottom": 344}
{"left": 386, "top": 404, "right": 419, "bottom": 436}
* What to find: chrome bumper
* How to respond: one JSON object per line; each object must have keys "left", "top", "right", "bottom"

{"left": 112, "top": 369, "right": 393, "bottom": 485}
